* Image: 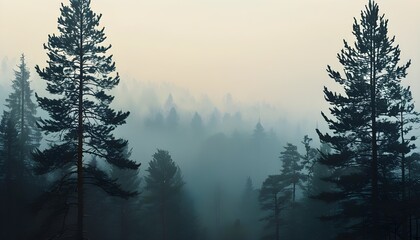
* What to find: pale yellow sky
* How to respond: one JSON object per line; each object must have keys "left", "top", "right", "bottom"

{"left": 0, "top": 0, "right": 419, "bottom": 119}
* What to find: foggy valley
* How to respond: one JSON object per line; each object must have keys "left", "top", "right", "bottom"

{"left": 1, "top": 0, "right": 420, "bottom": 239}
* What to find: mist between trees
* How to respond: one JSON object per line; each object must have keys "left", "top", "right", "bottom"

{"left": 1, "top": 0, "right": 420, "bottom": 240}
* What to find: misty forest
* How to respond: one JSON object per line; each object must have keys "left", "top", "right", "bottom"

{"left": 1, "top": 0, "right": 420, "bottom": 239}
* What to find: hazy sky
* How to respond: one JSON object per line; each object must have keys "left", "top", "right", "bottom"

{"left": 1, "top": 0, "right": 419, "bottom": 120}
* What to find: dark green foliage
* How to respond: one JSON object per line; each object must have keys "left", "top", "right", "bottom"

{"left": 145, "top": 150, "right": 184, "bottom": 200}
{"left": 277, "top": 136, "right": 321, "bottom": 240}
{"left": 316, "top": 1, "right": 413, "bottom": 238}
{"left": 0, "top": 114, "right": 32, "bottom": 240}
{"left": 279, "top": 143, "right": 305, "bottom": 202}
{"left": 297, "top": 143, "right": 338, "bottom": 240}
{"left": 239, "top": 177, "right": 262, "bottom": 240}
{"left": 143, "top": 149, "right": 199, "bottom": 240}
{"left": 34, "top": 0, "right": 138, "bottom": 171}
{"left": 33, "top": 0, "right": 139, "bottom": 238}
{"left": 259, "top": 175, "right": 291, "bottom": 240}
{"left": 394, "top": 85, "right": 420, "bottom": 240}
{"left": 301, "top": 135, "right": 318, "bottom": 178}
{"left": 0, "top": 55, "right": 43, "bottom": 240}
{"left": 0, "top": 111, "right": 20, "bottom": 184}
{"left": 6, "top": 54, "right": 41, "bottom": 164}
{"left": 84, "top": 156, "right": 141, "bottom": 240}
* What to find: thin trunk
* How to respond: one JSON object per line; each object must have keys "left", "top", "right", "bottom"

{"left": 292, "top": 169, "right": 296, "bottom": 202}
{"left": 409, "top": 162, "right": 412, "bottom": 240}
{"left": 20, "top": 65, "right": 24, "bottom": 180}
{"left": 77, "top": 5, "right": 85, "bottom": 240}
{"left": 401, "top": 106, "right": 408, "bottom": 240}
{"left": 369, "top": 24, "right": 379, "bottom": 240}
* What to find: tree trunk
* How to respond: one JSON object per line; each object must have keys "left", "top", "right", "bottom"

{"left": 77, "top": 8, "right": 85, "bottom": 240}
{"left": 369, "top": 25, "right": 379, "bottom": 240}
{"left": 292, "top": 179, "right": 296, "bottom": 202}
{"left": 401, "top": 107, "right": 408, "bottom": 240}
{"left": 20, "top": 64, "right": 25, "bottom": 181}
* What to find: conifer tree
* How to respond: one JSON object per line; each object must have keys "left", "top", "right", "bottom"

{"left": 6, "top": 54, "right": 41, "bottom": 168}
{"left": 0, "top": 111, "right": 20, "bottom": 239}
{"left": 144, "top": 150, "right": 181, "bottom": 240}
{"left": 0, "top": 55, "right": 42, "bottom": 240}
{"left": 259, "top": 175, "right": 290, "bottom": 240}
{"left": 300, "top": 135, "right": 318, "bottom": 179}
{"left": 279, "top": 143, "right": 304, "bottom": 202}
{"left": 239, "top": 177, "right": 261, "bottom": 240}
{"left": 316, "top": 1, "right": 412, "bottom": 238}
{"left": 33, "top": 0, "right": 139, "bottom": 239}
{"left": 394, "top": 85, "right": 420, "bottom": 239}
{"left": 143, "top": 150, "right": 199, "bottom": 240}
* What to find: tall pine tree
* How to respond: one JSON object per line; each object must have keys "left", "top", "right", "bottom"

{"left": 0, "top": 55, "right": 42, "bottom": 240}
{"left": 6, "top": 54, "right": 41, "bottom": 171}
{"left": 316, "top": 1, "right": 412, "bottom": 239}
{"left": 33, "top": 0, "right": 139, "bottom": 239}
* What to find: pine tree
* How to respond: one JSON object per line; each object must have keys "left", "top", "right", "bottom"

{"left": 300, "top": 135, "right": 318, "bottom": 180}
{"left": 316, "top": 1, "right": 411, "bottom": 238}
{"left": 144, "top": 149, "right": 184, "bottom": 240}
{"left": 252, "top": 120, "right": 266, "bottom": 157}
{"left": 143, "top": 150, "right": 199, "bottom": 240}
{"left": 299, "top": 143, "right": 338, "bottom": 240}
{"left": 166, "top": 107, "right": 179, "bottom": 129}
{"left": 0, "top": 55, "right": 42, "bottom": 240}
{"left": 33, "top": 0, "right": 139, "bottom": 239}
{"left": 239, "top": 177, "right": 261, "bottom": 240}
{"left": 191, "top": 112, "right": 203, "bottom": 132}
{"left": 395, "top": 86, "right": 420, "bottom": 239}
{"left": 0, "top": 111, "right": 20, "bottom": 239}
{"left": 406, "top": 153, "right": 420, "bottom": 239}
{"left": 279, "top": 143, "right": 305, "bottom": 202}
{"left": 259, "top": 175, "right": 290, "bottom": 240}
{"left": 6, "top": 54, "right": 41, "bottom": 171}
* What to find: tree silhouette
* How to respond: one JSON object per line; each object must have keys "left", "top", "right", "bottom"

{"left": 279, "top": 143, "right": 304, "bottom": 202}
{"left": 6, "top": 54, "right": 41, "bottom": 169}
{"left": 316, "top": 1, "right": 412, "bottom": 238}
{"left": 259, "top": 175, "right": 291, "bottom": 240}
{"left": 144, "top": 149, "right": 184, "bottom": 240}
{"left": 33, "top": 0, "right": 139, "bottom": 239}
{"left": 0, "top": 55, "right": 42, "bottom": 239}
{"left": 0, "top": 111, "right": 20, "bottom": 239}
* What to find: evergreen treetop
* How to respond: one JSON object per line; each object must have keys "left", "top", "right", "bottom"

{"left": 33, "top": 0, "right": 139, "bottom": 238}
{"left": 316, "top": 1, "right": 413, "bottom": 238}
